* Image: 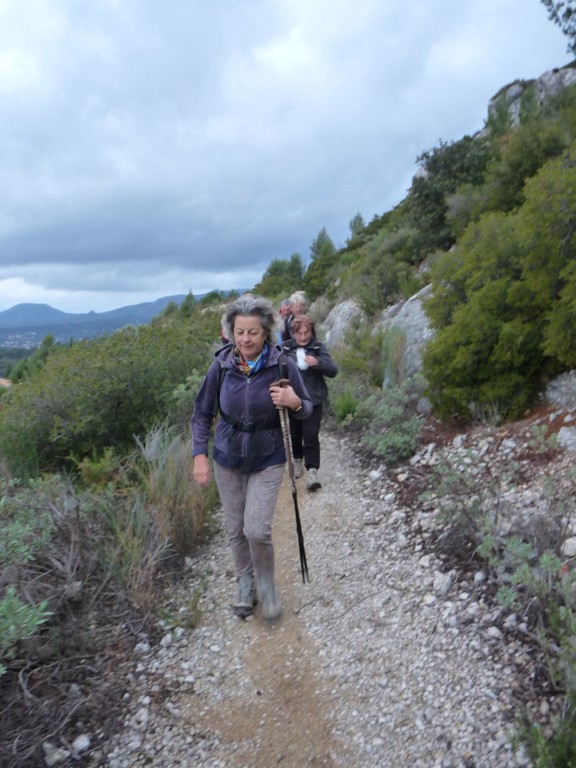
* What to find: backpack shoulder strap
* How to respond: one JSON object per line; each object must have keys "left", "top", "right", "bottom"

{"left": 212, "top": 364, "right": 227, "bottom": 419}
{"left": 278, "top": 352, "right": 289, "bottom": 381}
{"left": 214, "top": 353, "right": 288, "bottom": 421}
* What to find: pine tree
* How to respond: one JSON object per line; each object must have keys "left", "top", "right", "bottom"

{"left": 541, "top": 1, "right": 576, "bottom": 54}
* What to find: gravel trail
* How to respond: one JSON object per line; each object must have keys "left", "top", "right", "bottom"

{"left": 105, "top": 430, "right": 533, "bottom": 768}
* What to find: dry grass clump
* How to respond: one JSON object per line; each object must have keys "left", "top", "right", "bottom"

{"left": 0, "top": 426, "right": 219, "bottom": 767}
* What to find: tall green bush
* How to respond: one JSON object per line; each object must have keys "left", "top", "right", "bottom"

{"left": 423, "top": 143, "right": 576, "bottom": 421}
{"left": 484, "top": 120, "right": 567, "bottom": 211}
{"left": 406, "top": 134, "right": 495, "bottom": 255}
{"left": 0, "top": 313, "right": 218, "bottom": 477}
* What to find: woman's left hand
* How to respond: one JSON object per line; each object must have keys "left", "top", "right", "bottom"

{"left": 269, "top": 383, "right": 300, "bottom": 410}
{"left": 305, "top": 355, "right": 319, "bottom": 367}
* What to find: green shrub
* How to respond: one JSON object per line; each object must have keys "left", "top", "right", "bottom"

{"left": 73, "top": 446, "right": 122, "bottom": 487}
{"left": 0, "top": 586, "right": 52, "bottom": 676}
{"left": 484, "top": 119, "right": 567, "bottom": 211}
{"left": 99, "top": 490, "right": 169, "bottom": 607}
{"left": 338, "top": 324, "right": 384, "bottom": 389}
{"left": 252, "top": 253, "right": 304, "bottom": 298}
{"left": 0, "top": 313, "right": 217, "bottom": 477}
{"left": 302, "top": 228, "right": 337, "bottom": 300}
{"left": 166, "top": 369, "right": 207, "bottom": 432}
{"left": 518, "top": 696, "right": 576, "bottom": 768}
{"left": 87, "top": 425, "right": 219, "bottom": 609}
{"left": 0, "top": 478, "right": 56, "bottom": 566}
{"left": 527, "top": 424, "right": 559, "bottom": 455}
{"left": 381, "top": 326, "right": 407, "bottom": 388}
{"left": 332, "top": 387, "right": 358, "bottom": 423}
{"left": 7, "top": 334, "right": 58, "bottom": 383}
{"left": 355, "top": 383, "right": 421, "bottom": 464}
{"left": 135, "top": 425, "right": 219, "bottom": 556}
{"left": 424, "top": 144, "right": 576, "bottom": 422}
{"left": 427, "top": 448, "right": 576, "bottom": 763}
{"left": 406, "top": 134, "right": 495, "bottom": 254}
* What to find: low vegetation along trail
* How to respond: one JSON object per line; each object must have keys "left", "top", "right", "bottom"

{"left": 108, "top": 430, "right": 532, "bottom": 767}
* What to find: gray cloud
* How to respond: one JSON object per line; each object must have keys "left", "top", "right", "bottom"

{"left": 0, "top": 0, "right": 571, "bottom": 311}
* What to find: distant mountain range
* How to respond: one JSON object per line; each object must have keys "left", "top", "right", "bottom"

{"left": 0, "top": 296, "right": 187, "bottom": 348}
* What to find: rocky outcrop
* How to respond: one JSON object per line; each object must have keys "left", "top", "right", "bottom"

{"left": 319, "top": 298, "right": 366, "bottom": 348}
{"left": 376, "top": 284, "right": 434, "bottom": 380}
{"left": 545, "top": 370, "right": 576, "bottom": 451}
{"left": 488, "top": 62, "right": 576, "bottom": 126}
{"left": 320, "top": 288, "right": 434, "bottom": 378}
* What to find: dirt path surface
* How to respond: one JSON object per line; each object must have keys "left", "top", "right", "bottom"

{"left": 106, "top": 429, "right": 539, "bottom": 768}
{"left": 182, "top": 475, "right": 348, "bottom": 767}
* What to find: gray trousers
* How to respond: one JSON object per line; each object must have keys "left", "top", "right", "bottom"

{"left": 214, "top": 462, "right": 285, "bottom": 588}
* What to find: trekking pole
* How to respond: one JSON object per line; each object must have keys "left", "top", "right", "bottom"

{"left": 276, "top": 377, "right": 310, "bottom": 583}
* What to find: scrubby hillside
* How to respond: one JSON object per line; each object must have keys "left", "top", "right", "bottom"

{"left": 2, "top": 65, "right": 576, "bottom": 767}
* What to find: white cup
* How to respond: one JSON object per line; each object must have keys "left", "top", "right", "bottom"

{"left": 296, "top": 347, "right": 308, "bottom": 370}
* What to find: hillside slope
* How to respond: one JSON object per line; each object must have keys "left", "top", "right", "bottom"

{"left": 102, "top": 408, "right": 575, "bottom": 767}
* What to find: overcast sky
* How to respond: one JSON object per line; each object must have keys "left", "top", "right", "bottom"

{"left": 0, "top": 0, "right": 572, "bottom": 313}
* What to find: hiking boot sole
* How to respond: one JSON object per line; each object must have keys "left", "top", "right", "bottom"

{"left": 232, "top": 602, "right": 256, "bottom": 618}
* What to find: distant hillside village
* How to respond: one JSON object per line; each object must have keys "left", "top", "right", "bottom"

{"left": 0, "top": 330, "right": 45, "bottom": 349}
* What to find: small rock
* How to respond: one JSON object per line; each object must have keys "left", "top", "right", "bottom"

{"left": 396, "top": 533, "right": 409, "bottom": 549}
{"left": 562, "top": 537, "right": 576, "bottom": 557}
{"left": 503, "top": 614, "right": 517, "bottom": 630}
{"left": 165, "top": 701, "right": 181, "bottom": 717}
{"left": 42, "top": 742, "right": 70, "bottom": 767}
{"left": 134, "top": 641, "right": 151, "bottom": 654}
{"left": 132, "top": 707, "right": 149, "bottom": 729}
{"left": 433, "top": 570, "right": 452, "bottom": 594}
{"left": 126, "top": 734, "right": 143, "bottom": 752}
{"left": 71, "top": 734, "right": 91, "bottom": 753}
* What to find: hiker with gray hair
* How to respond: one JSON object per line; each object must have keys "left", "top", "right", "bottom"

{"left": 191, "top": 294, "right": 312, "bottom": 621}
{"left": 276, "top": 297, "right": 291, "bottom": 345}
{"left": 281, "top": 290, "right": 308, "bottom": 341}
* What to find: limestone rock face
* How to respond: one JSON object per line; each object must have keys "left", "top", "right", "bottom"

{"left": 320, "top": 287, "right": 434, "bottom": 382}
{"left": 320, "top": 299, "right": 366, "bottom": 348}
{"left": 487, "top": 63, "right": 576, "bottom": 126}
{"left": 377, "top": 284, "right": 434, "bottom": 380}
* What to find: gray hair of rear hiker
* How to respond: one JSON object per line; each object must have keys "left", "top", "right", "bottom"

{"left": 287, "top": 290, "right": 307, "bottom": 311}
{"left": 222, "top": 295, "right": 279, "bottom": 344}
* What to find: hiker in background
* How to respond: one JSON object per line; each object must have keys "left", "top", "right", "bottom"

{"left": 191, "top": 295, "right": 312, "bottom": 621}
{"left": 282, "top": 314, "right": 338, "bottom": 492}
{"left": 276, "top": 298, "right": 291, "bottom": 345}
{"left": 281, "top": 290, "right": 308, "bottom": 341}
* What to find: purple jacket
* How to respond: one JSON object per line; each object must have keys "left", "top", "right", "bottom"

{"left": 191, "top": 343, "right": 312, "bottom": 472}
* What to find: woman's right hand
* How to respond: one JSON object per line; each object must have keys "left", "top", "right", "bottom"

{"left": 193, "top": 454, "right": 211, "bottom": 486}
